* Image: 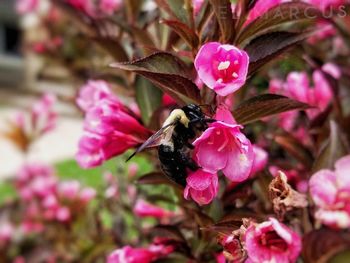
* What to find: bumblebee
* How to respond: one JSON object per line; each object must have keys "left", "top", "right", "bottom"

{"left": 127, "top": 104, "right": 214, "bottom": 186}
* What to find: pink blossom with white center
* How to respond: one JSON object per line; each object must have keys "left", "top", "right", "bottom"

{"left": 184, "top": 169, "right": 219, "bottom": 206}
{"left": 133, "top": 199, "right": 175, "bottom": 219}
{"left": 322, "top": 62, "right": 342, "bottom": 79}
{"left": 16, "top": 0, "right": 39, "bottom": 14}
{"left": 244, "top": 218, "right": 302, "bottom": 263}
{"left": 309, "top": 155, "right": 350, "bottom": 228}
{"left": 193, "top": 106, "right": 253, "bottom": 182}
{"left": 194, "top": 42, "right": 249, "bottom": 96}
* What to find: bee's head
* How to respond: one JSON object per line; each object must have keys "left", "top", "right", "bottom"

{"left": 182, "top": 104, "right": 205, "bottom": 125}
{"left": 182, "top": 104, "right": 204, "bottom": 120}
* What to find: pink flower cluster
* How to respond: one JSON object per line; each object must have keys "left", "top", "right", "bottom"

{"left": 195, "top": 42, "right": 249, "bottom": 96}
{"left": 309, "top": 155, "right": 350, "bottom": 228}
{"left": 269, "top": 66, "right": 339, "bottom": 121}
{"left": 184, "top": 106, "right": 255, "bottom": 205}
{"left": 107, "top": 239, "right": 174, "bottom": 263}
{"left": 15, "top": 163, "right": 96, "bottom": 233}
{"left": 76, "top": 80, "right": 151, "bottom": 168}
{"left": 15, "top": 93, "right": 57, "bottom": 140}
{"left": 67, "top": 0, "right": 122, "bottom": 17}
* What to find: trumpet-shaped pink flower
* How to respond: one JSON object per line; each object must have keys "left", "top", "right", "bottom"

{"left": 184, "top": 170, "right": 219, "bottom": 206}
{"left": 107, "top": 246, "right": 155, "bottom": 263}
{"left": 194, "top": 42, "right": 249, "bottom": 96}
{"left": 193, "top": 107, "right": 253, "bottom": 182}
{"left": 309, "top": 155, "right": 350, "bottom": 228}
{"left": 76, "top": 80, "right": 122, "bottom": 112}
{"left": 76, "top": 99, "right": 151, "bottom": 168}
{"left": 133, "top": 199, "right": 175, "bottom": 219}
{"left": 108, "top": 241, "right": 174, "bottom": 263}
{"left": 244, "top": 218, "right": 302, "bottom": 263}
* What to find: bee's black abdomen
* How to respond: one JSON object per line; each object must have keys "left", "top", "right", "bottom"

{"left": 158, "top": 145, "right": 188, "bottom": 187}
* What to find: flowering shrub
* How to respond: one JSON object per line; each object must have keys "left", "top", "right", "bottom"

{"left": 2, "top": 0, "right": 350, "bottom": 262}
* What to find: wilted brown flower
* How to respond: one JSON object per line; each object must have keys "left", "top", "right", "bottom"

{"left": 269, "top": 171, "right": 308, "bottom": 219}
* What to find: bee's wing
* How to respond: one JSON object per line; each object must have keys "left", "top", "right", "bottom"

{"left": 126, "top": 122, "right": 177, "bottom": 161}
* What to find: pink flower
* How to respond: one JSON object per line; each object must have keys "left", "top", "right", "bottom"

{"left": 250, "top": 145, "right": 268, "bottom": 176}
{"left": 309, "top": 155, "right": 350, "bottom": 228}
{"left": 133, "top": 199, "right": 175, "bottom": 219}
{"left": 99, "top": 0, "right": 122, "bottom": 15}
{"left": 194, "top": 42, "right": 249, "bottom": 96}
{"left": 244, "top": 218, "right": 302, "bottom": 263}
{"left": 76, "top": 99, "right": 151, "bottom": 168}
{"left": 79, "top": 187, "right": 96, "bottom": 203}
{"left": 58, "top": 181, "right": 81, "bottom": 200}
{"left": 184, "top": 169, "right": 219, "bottom": 206}
{"left": 322, "top": 62, "right": 342, "bottom": 79}
{"left": 246, "top": 0, "right": 283, "bottom": 25}
{"left": 107, "top": 246, "right": 156, "bottom": 263}
{"left": 193, "top": 107, "right": 253, "bottom": 182}
{"left": 16, "top": 0, "right": 39, "bottom": 14}
{"left": 286, "top": 71, "right": 332, "bottom": 119}
{"left": 76, "top": 80, "right": 122, "bottom": 112}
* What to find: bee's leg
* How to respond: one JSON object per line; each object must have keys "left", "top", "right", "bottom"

{"left": 185, "top": 141, "right": 195, "bottom": 149}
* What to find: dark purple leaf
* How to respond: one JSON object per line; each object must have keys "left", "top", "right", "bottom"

{"left": 161, "top": 20, "right": 199, "bottom": 49}
{"left": 275, "top": 131, "right": 314, "bottom": 169}
{"left": 302, "top": 229, "right": 350, "bottom": 263}
{"left": 245, "top": 31, "right": 314, "bottom": 75}
{"left": 110, "top": 52, "right": 201, "bottom": 105}
{"left": 233, "top": 94, "right": 311, "bottom": 125}
{"left": 209, "top": 0, "right": 235, "bottom": 42}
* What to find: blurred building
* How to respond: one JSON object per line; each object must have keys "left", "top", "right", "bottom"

{"left": 0, "top": 0, "right": 24, "bottom": 87}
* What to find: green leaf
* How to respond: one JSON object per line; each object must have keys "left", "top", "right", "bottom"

{"left": 135, "top": 77, "right": 162, "bottom": 125}
{"left": 245, "top": 31, "right": 313, "bottom": 75}
{"left": 236, "top": 2, "right": 320, "bottom": 45}
{"left": 209, "top": 0, "right": 235, "bottom": 42}
{"left": 233, "top": 94, "right": 311, "bottom": 125}
{"left": 110, "top": 52, "right": 201, "bottom": 105}
{"left": 312, "top": 121, "right": 349, "bottom": 173}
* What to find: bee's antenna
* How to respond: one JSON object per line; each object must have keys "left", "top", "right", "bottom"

{"left": 126, "top": 152, "right": 136, "bottom": 162}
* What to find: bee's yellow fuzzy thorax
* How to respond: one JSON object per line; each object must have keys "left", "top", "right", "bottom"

{"left": 163, "top": 109, "right": 189, "bottom": 128}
